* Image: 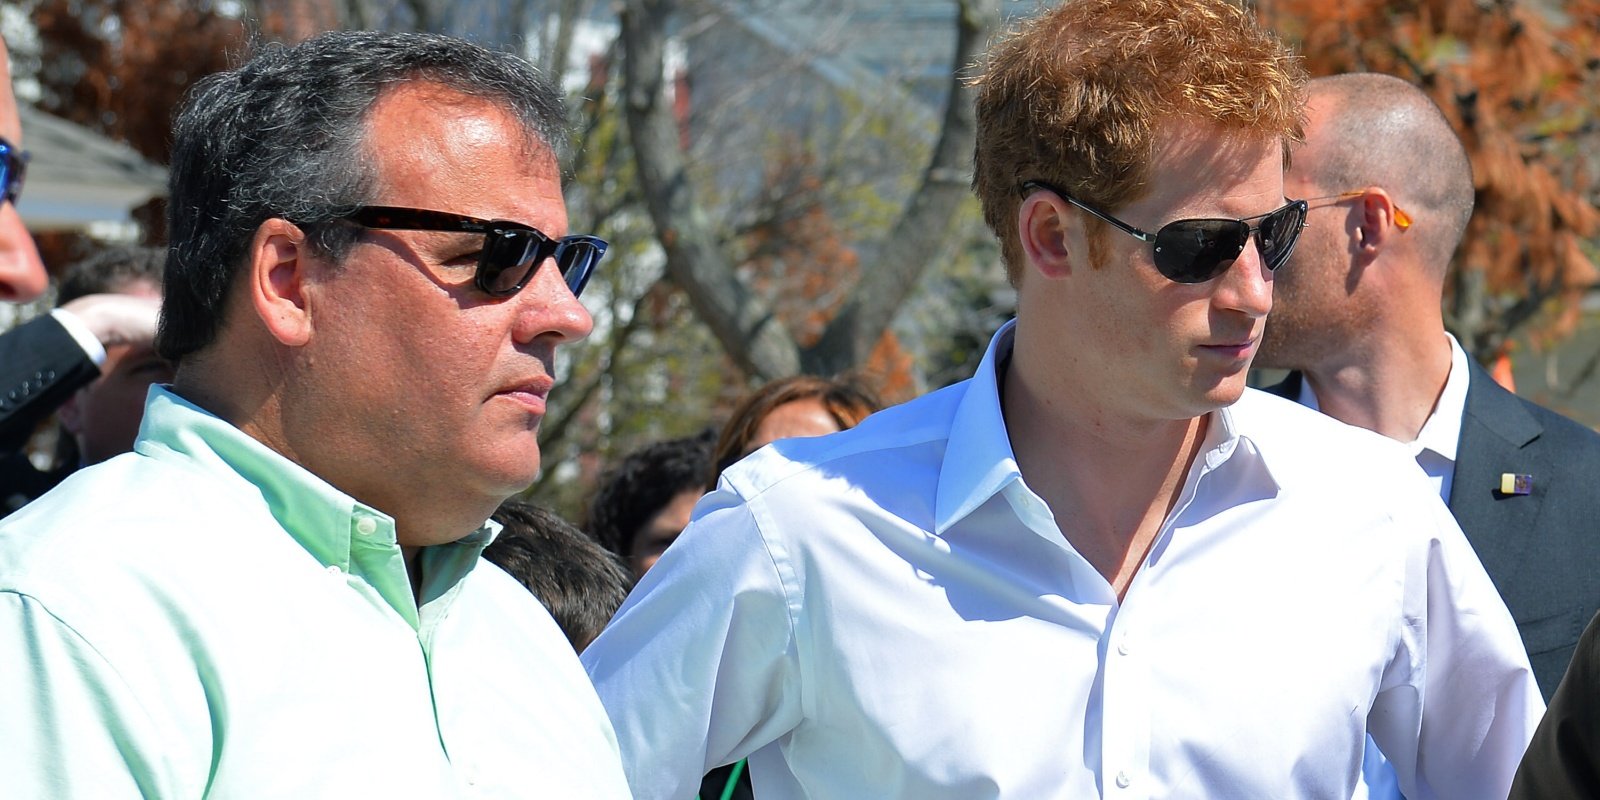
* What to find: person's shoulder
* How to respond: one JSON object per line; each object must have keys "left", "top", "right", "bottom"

{"left": 1233, "top": 386, "right": 1405, "bottom": 451}
{"left": 1231, "top": 387, "right": 1425, "bottom": 488}
{"left": 0, "top": 451, "right": 259, "bottom": 594}
{"left": 722, "top": 378, "right": 970, "bottom": 497}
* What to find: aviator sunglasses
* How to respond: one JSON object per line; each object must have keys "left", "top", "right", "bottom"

{"left": 0, "top": 135, "right": 28, "bottom": 205}
{"left": 337, "top": 206, "right": 607, "bottom": 298}
{"left": 1020, "top": 180, "right": 1308, "bottom": 284}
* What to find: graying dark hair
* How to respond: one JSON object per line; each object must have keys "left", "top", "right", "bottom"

{"left": 158, "top": 30, "right": 569, "bottom": 361}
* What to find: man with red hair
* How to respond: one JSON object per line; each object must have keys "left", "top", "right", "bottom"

{"left": 584, "top": 2, "right": 1541, "bottom": 798}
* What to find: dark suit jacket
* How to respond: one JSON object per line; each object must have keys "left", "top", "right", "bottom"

{"left": 1510, "top": 610, "right": 1600, "bottom": 799}
{"left": 0, "top": 313, "right": 98, "bottom": 469}
{"left": 1265, "top": 362, "right": 1600, "bottom": 699}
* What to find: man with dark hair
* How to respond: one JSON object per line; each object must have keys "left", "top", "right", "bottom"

{"left": 485, "top": 500, "right": 632, "bottom": 651}
{"left": 0, "top": 31, "right": 626, "bottom": 797}
{"left": 589, "top": 428, "right": 717, "bottom": 579}
{"left": 0, "top": 36, "right": 162, "bottom": 452}
{"left": 1, "top": 245, "right": 171, "bottom": 510}
{"left": 582, "top": 1, "right": 1539, "bottom": 798}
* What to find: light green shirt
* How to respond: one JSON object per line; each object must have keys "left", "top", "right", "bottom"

{"left": 0, "top": 386, "right": 630, "bottom": 798}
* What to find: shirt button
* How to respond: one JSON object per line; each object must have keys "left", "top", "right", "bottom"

{"left": 1116, "top": 771, "right": 1131, "bottom": 788}
{"left": 326, "top": 564, "right": 343, "bottom": 575}
{"left": 1117, "top": 637, "right": 1131, "bottom": 656}
{"left": 355, "top": 517, "right": 378, "bottom": 537}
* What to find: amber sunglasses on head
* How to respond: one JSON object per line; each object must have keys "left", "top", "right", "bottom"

{"left": 1305, "top": 191, "right": 1413, "bottom": 231}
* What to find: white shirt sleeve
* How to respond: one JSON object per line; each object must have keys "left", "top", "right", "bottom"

{"left": 1368, "top": 495, "right": 1545, "bottom": 800}
{"left": 582, "top": 482, "right": 805, "bottom": 800}
{"left": 49, "top": 307, "right": 108, "bottom": 366}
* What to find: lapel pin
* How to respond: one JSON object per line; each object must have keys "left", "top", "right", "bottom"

{"left": 1498, "top": 473, "right": 1533, "bottom": 496}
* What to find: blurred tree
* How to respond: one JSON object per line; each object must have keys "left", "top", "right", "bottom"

{"left": 1263, "top": 0, "right": 1600, "bottom": 365}
{"left": 620, "top": 0, "right": 1002, "bottom": 381}
{"left": 15, "top": 0, "right": 1013, "bottom": 519}
{"left": 26, "top": 0, "right": 247, "bottom": 163}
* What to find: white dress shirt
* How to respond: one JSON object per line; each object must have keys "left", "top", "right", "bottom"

{"left": 1294, "top": 333, "right": 1477, "bottom": 800}
{"left": 584, "top": 320, "right": 1541, "bottom": 800}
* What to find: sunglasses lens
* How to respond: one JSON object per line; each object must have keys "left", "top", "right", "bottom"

{"left": 479, "top": 230, "right": 540, "bottom": 296}
{"left": 478, "top": 231, "right": 608, "bottom": 298}
{"left": 555, "top": 237, "right": 607, "bottom": 299}
{"left": 1153, "top": 220, "right": 1247, "bottom": 283}
{"left": 1257, "top": 201, "right": 1307, "bottom": 271}
{"left": 0, "top": 140, "right": 24, "bottom": 205}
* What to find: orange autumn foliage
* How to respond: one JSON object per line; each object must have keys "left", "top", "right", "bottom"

{"left": 1264, "top": 0, "right": 1600, "bottom": 355}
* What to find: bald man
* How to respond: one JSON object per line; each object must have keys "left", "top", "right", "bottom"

{"left": 1258, "top": 72, "right": 1600, "bottom": 697}
{"left": 1257, "top": 72, "right": 1600, "bottom": 800}
{"left": 0, "top": 35, "right": 159, "bottom": 455}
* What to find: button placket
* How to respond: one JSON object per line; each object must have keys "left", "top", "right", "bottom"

{"left": 1101, "top": 609, "right": 1150, "bottom": 797}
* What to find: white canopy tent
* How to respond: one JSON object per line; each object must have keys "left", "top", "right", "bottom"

{"left": 13, "top": 104, "right": 166, "bottom": 238}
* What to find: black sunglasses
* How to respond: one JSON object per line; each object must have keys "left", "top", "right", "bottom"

{"left": 337, "top": 206, "right": 606, "bottom": 298}
{"left": 1020, "top": 180, "right": 1308, "bottom": 284}
{"left": 0, "top": 135, "right": 28, "bottom": 206}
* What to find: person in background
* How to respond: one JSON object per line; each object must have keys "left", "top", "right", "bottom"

{"left": 2, "top": 246, "right": 171, "bottom": 509}
{"left": 1255, "top": 72, "right": 1600, "bottom": 799}
{"left": 590, "top": 427, "right": 718, "bottom": 581}
{"left": 0, "top": 35, "right": 161, "bottom": 456}
{"left": 581, "top": 1, "right": 1541, "bottom": 797}
{"left": 0, "top": 30, "right": 627, "bottom": 797}
{"left": 484, "top": 499, "right": 632, "bottom": 652}
{"left": 54, "top": 246, "right": 173, "bottom": 467}
{"left": 710, "top": 374, "right": 881, "bottom": 482}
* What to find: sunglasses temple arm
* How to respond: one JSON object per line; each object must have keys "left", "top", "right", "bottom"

{"left": 1062, "top": 196, "right": 1157, "bottom": 243}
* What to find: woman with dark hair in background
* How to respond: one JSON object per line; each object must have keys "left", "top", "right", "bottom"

{"left": 709, "top": 374, "right": 881, "bottom": 485}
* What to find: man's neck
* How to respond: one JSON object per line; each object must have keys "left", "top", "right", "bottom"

{"left": 1002, "top": 357, "right": 1208, "bottom": 601}
{"left": 1302, "top": 330, "right": 1453, "bottom": 443}
{"left": 176, "top": 361, "right": 469, "bottom": 606}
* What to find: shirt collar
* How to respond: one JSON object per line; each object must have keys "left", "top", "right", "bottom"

{"left": 933, "top": 321, "right": 1280, "bottom": 535}
{"left": 134, "top": 385, "right": 497, "bottom": 628}
{"left": 1411, "top": 334, "right": 1468, "bottom": 464}
{"left": 934, "top": 320, "right": 1025, "bottom": 535}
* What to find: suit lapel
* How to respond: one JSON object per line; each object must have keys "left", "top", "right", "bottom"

{"left": 1448, "top": 360, "right": 1547, "bottom": 585}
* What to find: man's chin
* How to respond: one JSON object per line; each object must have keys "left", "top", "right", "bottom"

{"left": 1189, "top": 374, "right": 1249, "bottom": 414}
{"left": 478, "top": 449, "right": 542, "bottom": 498}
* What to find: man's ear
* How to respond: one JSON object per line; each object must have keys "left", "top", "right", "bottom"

{"left": 1354, "top": 187, "right": 1404, "bottom": 255}
{"left": 247, "top": 218, "right": 316, "bottom": 347}
{"left": 1018, "top": 193, "right": 1075, "bottom": 279}
{"left": 58, "top": 391, "right": 84, "bottom": 437}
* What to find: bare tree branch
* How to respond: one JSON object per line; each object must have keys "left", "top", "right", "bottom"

{"left": 620, "top": 0, "right": 801, "bottom": 379}
{"left": 527, "top": 276, "right": 666, "bottom": 495}
{"left": 805, "top": 0, "right": 999, "bottom": 376}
